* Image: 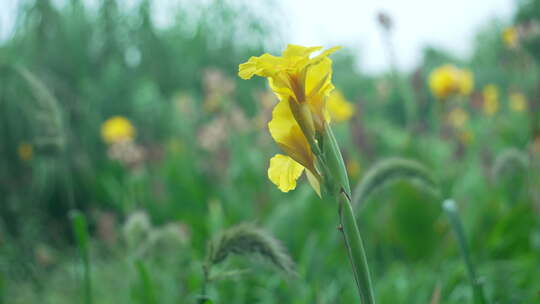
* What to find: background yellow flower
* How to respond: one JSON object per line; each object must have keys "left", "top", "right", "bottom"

{"left": 458, "top": 130, "right": 474, "bottom": 146}
{"left": 346, "top": 158, "right": 361, "bottom": 180}
{"left": 429, "top": 65, "right": 459, "bottom": 99}
{"left": 458, "top": 69, "right": 474, "bottom": 96}
{"left": 18, "top": 142, "right": 33, "bottom": 161}
{"left": 429, "top": 65, "right": 474, "bottom": 99}
{"left": 448, "top": 107, "right": 469, "bottom": 129}
{"left": 502, "top": 26, "right": 518, "bottom": 48}
{"left": 482, "top": 84, "right": 499, "bottom": 116}
{"left": 509, "top": 92, "right": 527, "bottom": 112}
{"left": 101, "top": 116, "right": 136, "bottom": 144}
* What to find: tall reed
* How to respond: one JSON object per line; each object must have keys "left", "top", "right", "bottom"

{"left": 70, "top": 211, "right": 93, "bottom": 304}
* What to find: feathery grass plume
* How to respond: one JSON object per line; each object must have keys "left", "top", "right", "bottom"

{"left": 491, "top": 148, "right": 529, "bottom": 180}
{"left": 198, "top": 224, "right": 295, "bottom": 303}
{"left": 352, "top": 157, "right": 439, "bottom": 209}
{"left": 122, "top": 211, "right": 152, "bottom": 251}
{"left": 14, "top": 65, "right": 76, "bottom": 211}
{"left": 15, "top": 66, "right": 66, "bottom": 154}
{"left": 206, "top": 223, "right": 295, "bottom": 275}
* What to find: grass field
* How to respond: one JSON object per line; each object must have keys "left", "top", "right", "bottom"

{"left": 1, "top": 0, "right": 540, "bottom": 303}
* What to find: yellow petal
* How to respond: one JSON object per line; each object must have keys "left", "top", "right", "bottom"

{"left": 268, "top": 154, "right": 305, "bottom": 192}
{"left": 268, "top": 99, "right": 300, "bottom": 143}
{"left": 238, "top": 54, "right": 283, "bottom": 80}
{"left": 268, "top": 99, "right": 315, "bottom": 171}
{"left": 238, "top": 56, "right": 260, "bottom": 80}
{"left": 306, "top": 57, "right": 333, "bottom": 97}
{"left": 304, "top": 58, "right": 335, "bottom": 129}
{"left": 268, "top": 76, "right": 295, "bottom": 102}
{"left": 307, "top": 46, "right": 342, "bottom": 67}
{"left": 283, "top": 44, "right": 323, "bottom": 58}
{"left": 327, "top": 90, "right": 355, "bottom": 122}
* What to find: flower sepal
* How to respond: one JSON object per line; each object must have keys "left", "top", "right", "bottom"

{"left": 319, "top": 123, "right": 351, "bottom": 198}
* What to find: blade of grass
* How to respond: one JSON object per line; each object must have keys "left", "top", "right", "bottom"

{"left": 134, "top": 260, "right": 157, "bottom": 304}
{"left": 0, "top": 272, "right": 4, "bottom": 304}
{"left": 70, "top": 210, "right": 93, "bottom": 304}
{"left": 443, "top": 199, "right": 487, "bottom": 304}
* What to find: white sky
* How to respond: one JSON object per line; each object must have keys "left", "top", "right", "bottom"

{"left": 281, "top": 0, "right": 517, "bottom": 72}
{"left": 1, "top": 0, "right": 517, "bottom": 73}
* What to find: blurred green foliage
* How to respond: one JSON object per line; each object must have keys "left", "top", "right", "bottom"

{"left": 1, "top": 0, "right": 540, "bottom": 303}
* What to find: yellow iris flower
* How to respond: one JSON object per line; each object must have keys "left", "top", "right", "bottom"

{"left": 429, "top": 65, "right": 474, "bottom": 99}
{"left": 509, "top": 92, "right": 527, "bottom": 112}
{"left": 239, "top": 44, "right": 341, "bottom": 193}
{"left": 327, "top": 90, "right": 355, "bottom": 122}
{"left": 483, "top": 85, "right": 499, "bottom": 116}
{"left": 101, "top": 116, "right": 136, "bottom": 144}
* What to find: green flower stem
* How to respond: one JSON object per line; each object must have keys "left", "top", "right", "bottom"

{"left": 322, "top": 123, "right": 351, "bottom": 195}
{"left": 337, "top": 192, "right": 376, "bottom": 304}
{"left": 443, "top": 199, "right": 487, "bottom": 304}
{"left": 398, "top": 76, "right": 417, "bottom": 132}
{"left": 322, "top": 126, "right": 375, "bottom": 304}
{"left": 380, "top": 27, "right": 416, "bottom": 131}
